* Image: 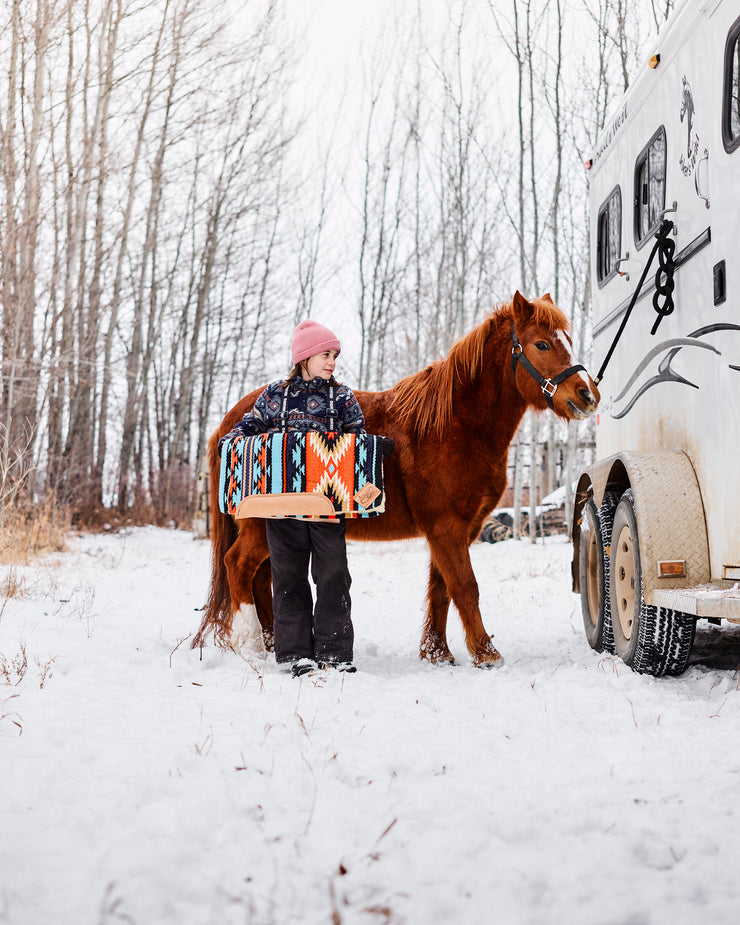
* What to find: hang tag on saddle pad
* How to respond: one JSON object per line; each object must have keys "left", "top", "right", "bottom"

{"left": 354, "top": 482, "right": 381, "bottom": 508}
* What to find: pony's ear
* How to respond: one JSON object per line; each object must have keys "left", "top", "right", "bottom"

{"left": 512, "top": 290, "right": 534, "bottom": 325}
{"left": 541, "top": 292, "right": 554, "bottom": 304}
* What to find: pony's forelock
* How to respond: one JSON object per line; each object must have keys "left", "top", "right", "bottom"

{"left": 505, "top": 295, "right": 571, "bottom": 335}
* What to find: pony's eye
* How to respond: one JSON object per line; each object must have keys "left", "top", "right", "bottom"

{"left": 535, "top": 341, "right": 550, "bottom": 351}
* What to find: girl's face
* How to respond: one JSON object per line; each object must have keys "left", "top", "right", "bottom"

{"left": 301, "top": 350, "right": 338, "bottom": 381}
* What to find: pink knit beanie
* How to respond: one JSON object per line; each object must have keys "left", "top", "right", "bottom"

{"left": 291, "top": 319, "right": 341, "bottom": 365}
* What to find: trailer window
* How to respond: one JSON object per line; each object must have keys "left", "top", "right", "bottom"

{"left": 596, "top": 187, "right": 622, "bottom": 286}
{"left": 634, "top": 127, "right": 666, "bottom": 247}
{"left": 723, "top": 15, "right": 740, "bottom": 152}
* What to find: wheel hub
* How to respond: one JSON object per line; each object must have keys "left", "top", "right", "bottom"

{"left": 614, "top": 524, "right": 636, "bottom": 639}
{"left": 586, "top": 528, "right": 600, "bottom": 627}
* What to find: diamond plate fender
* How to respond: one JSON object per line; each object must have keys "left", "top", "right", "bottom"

{"left": 572, "top": 450, "right": 710, "bottom": 603}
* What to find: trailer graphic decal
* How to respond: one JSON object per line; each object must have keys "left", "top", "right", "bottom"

{"left": 679, "top": 75, "right": 707, "bottom": 178}
{"left": 680, "top": 76, "right": 695, "bottom": 159}
{"left": 610, "top": 324, "right": 740, "bottom": 419}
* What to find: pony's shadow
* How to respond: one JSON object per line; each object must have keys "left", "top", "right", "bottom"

{"left": 689, "top": 622, "right": 740, "bottom": 672}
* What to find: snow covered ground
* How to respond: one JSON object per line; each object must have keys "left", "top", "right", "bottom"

{"left": 3, "top": 526, "right": 740, "bottom": 925}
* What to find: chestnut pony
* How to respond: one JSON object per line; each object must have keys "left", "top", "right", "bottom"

{"left": 193, "top": 292, "right": 599, "bottom": 667}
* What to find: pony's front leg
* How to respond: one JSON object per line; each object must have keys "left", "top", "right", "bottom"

{"left": 426, "top": 535, "right": 503, "bottom": 668}
{"left": 224, "top": 523, "right": 270, "bottom": 655}
{"left": 420, "top": 558, "right": 455, "bottom": 665}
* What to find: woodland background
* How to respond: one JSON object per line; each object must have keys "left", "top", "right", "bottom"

{"left": 0, "top": 0, "right": 677, "bottom": 534}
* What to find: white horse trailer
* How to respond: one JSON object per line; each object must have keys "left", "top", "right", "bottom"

{"left": 572, "top": 0, "right": 740, "bottom": 675}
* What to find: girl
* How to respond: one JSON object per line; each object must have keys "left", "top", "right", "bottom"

{"left": 220, "top": 320, "right": 364, "bottom": 678}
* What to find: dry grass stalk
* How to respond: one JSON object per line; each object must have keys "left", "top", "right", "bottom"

{"left": 1, "top": 643, "right": 28, "bottom": 685}
{"left": 0, "top": 645, "right": 57, "bottom": 689}
{"left": 0, "top": 694, "right": 23, "bottom": 735}
{"left": 1, "top": 566, "right": 27, "bottom": 600}
{"left": 0, "top": 498, "right": 70, "bottom": 565}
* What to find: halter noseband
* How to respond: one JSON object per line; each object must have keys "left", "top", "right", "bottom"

{"left": 511, "top": 328, "right": 586, "bottom": 411}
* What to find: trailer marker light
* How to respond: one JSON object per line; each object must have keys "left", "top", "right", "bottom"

{"left": 649, "top": 54, "right": 661, "bottom": 69}
{"left": 658, "top": 560, "right": 685, "bottom": 578}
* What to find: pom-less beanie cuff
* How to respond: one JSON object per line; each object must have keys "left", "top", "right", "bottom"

{"left": 291, "top": 319, "right": 341, "bottom": 365}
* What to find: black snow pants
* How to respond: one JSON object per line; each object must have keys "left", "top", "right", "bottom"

{"left": 265, "top": 518, "right": 353, "bottom": 665}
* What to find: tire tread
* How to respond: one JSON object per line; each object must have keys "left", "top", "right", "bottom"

{"left": 611, "top": 489, "right": 696, "bottom": 677}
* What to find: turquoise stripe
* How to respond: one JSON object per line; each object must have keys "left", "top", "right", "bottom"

{"left": 219, "top": 439, "right": 230, "bottom": 511}
{"left": 244, "top": 436, "right": 255, "bottom": 496}
{"left": 356, "top": 434, "right": 367, "bottom": 490}
{"left": 270, "top": 433, "right": 283, "bottom": 494}
{"left": 355, "top": 435, "right": 366, "bottom": 500}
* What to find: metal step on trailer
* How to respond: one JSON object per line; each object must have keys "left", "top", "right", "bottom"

{"left": 653, "top": 585, "right": 740, "bottom": 623}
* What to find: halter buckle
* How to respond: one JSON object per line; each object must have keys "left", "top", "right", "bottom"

{"left": 512, "top": 344, "right": 522, "bottom": 357}
{"left": 542, "top": 379, "right": 557, "bottom": 398}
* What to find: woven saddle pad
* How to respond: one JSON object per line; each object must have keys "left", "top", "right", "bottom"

{"left": 219, "top": 431, "right": 385, "bottom": 519}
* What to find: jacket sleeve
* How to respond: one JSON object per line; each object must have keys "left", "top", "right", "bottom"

{"left": 218, "top": 387, "right": 273, "bottom": 451}
{"left": 338, "top": 386, "right": 365, "bottom": 434}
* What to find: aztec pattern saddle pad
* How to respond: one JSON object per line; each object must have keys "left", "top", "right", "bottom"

{"left": 218, "top": 431, "right": 385, "bottom": 519}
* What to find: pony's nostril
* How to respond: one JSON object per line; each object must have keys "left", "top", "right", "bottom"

{"left": 579, "top": 387, "right": 594, "bottom": 406}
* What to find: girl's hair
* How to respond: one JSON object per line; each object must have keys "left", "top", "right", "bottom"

{"left": 282, "top": 363, "right": 338, "bottom": 388}
{"left": 282, "top": 364, "right": 303, "bottom": 386}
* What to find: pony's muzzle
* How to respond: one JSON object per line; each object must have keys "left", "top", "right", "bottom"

{"left": 567, "top": 382, "right": 599, "bottom": 419}
{"left": 578, "top": 386, "right": 597, "bottom": 408}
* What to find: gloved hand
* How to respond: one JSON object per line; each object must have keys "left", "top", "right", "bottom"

{"left": 382, "top": 437, "right": 395, "bottom": 459}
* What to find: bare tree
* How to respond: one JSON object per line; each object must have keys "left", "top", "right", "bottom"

{"left": 0, "top": 0, "right": 53, "bottom": 498}
{"left": 1, "top": 0, "right": 299, "bottom": 525}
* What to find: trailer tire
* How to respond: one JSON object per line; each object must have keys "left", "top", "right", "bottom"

{"left": 579, "top": 492, "right": 619, "bottom": 653}
{"left": 597, "top": 490, "right": 620, "bottom": 653}
{"left": 579, "top": 500, "right": 607, "bottom": 652}
{"left": 610, "top": 489, "right": 696, "bottom": 676}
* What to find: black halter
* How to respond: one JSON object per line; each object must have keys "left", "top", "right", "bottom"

{"left": 511, "top": 328, "right": 586, "bottom": 411}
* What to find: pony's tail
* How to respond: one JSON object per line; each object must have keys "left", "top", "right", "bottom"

{"left": 192, "top": 431, "right": 237, "bottom": 649}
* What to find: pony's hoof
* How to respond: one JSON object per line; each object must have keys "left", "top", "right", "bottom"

{"left": 473, "top": 644, "right": 504, "bottom": 669}
{"left": 429, "top": 654, "right": 456, "bottom": 666}
{"left": 476, "top": 655, "right": 504, "bottom": 670}
{"left": 419, "top": 635, "right": 455, "bottom": 665}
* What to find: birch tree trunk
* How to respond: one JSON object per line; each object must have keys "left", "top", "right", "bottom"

{"left": 1, "top": 0, "right": 23, "bottom": 491}
{"left": 528, "top": 414, "right": 540, "bottom": 544}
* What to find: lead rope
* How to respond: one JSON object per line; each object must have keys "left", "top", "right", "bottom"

{"left": 650, "top": 221, "right": 676, "bottom": 335}
{"left": 594, "top": 218, "right": 675, "bottom": 386}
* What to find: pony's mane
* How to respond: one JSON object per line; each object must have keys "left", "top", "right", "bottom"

{"left": 390, "top": 297, "right": 570, "bottom": 437}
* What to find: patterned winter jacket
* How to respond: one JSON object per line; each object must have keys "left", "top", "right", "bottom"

{"left": 219, "top": 377, "right": 365, "bottom": 450}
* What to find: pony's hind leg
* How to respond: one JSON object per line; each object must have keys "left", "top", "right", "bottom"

{"left": 420, "top": 558, "right": 455, "bottom": 664}
{"left": 252, "top": 557, "right": 274, "bottom": 651}
{"left": 224, "top": 522, "right": 270, "bottom": 654}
